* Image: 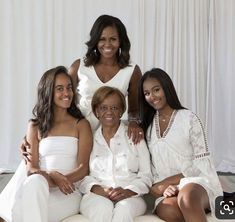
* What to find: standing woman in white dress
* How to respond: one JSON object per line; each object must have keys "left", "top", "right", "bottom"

{"left": 138, "top": 68, "right": 223, "bottom": 222}
{"left": 0, "top": 66, "right": 92, "bottom": 222}
{"left": 69, "top": 14, "right": 143, "bottom": 143}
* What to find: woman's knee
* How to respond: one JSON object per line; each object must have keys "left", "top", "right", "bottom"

{"left": 23, "top": 174, "right": 49, "bottom": 193}
{"left": 178, "top": 183, "right": 209, "bottom": 211}
{"left": 80, "top": 193, "right": 114, "bottom": 216}
{"left": 155, "top": 198, "right": 184, "bottom": 222}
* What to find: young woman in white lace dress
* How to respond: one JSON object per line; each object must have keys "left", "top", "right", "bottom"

{"left": 0, "top": 66, "right": 92, "bottom": 222}
{"left": 138, "top": 68, "right": 223, "bottom": 222}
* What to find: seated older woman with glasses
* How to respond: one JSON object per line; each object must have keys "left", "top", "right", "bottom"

{"left": 79, "top": 86, "right": 152, "bottom": 222}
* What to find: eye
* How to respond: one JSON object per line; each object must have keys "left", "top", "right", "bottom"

{"left": 110, "top": 106, "right": 119, "bottom": 111}
{"left": 99, "top": 37, "right": 105, "bottom": 42}
{"left": 154, "top": 88, "right": 160, "bottom": 93}
{"left": 67, "top": 85, "right": 73, "bottom": 91}
{"left": 99, "top": 106, "right": 108, "bottom": 112}
{"left": 55, "top": 86, "right": 63, "bottom": 91}
{"left": 143, "top": 91, "right": 150, "bottom": 96}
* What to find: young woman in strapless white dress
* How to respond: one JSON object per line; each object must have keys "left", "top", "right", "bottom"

{"left": 0, "top": 66, "right": 92, "bottom": 222}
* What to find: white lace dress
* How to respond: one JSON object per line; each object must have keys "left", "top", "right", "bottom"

{"left": 77, "top": 60, "right": 136, "bottom": 130}
{"left": 0, "top": 136, "right": 81, "bottom": 222}
{"left": 147, "top": 109, "right": 223, "bottom": 215}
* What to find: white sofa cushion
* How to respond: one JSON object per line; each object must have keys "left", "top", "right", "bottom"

{"left": 61, "top": 212, "right": 225, "bottom": 222}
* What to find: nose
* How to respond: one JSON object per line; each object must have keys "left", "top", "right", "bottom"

{"left": 149, "top": 92, "right": 156, "bottom": 101}
{"left": 63, "top": 88, "right": 70, "bottom": 96}
{"left": 104, "top": 39, "right": 112, "bottom": 46}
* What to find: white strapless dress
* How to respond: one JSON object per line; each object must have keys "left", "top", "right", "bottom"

{"left": 0, "top": 136, "right": 82, "bottom": 222}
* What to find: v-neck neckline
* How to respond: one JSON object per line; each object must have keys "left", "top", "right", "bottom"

{"left": 92, "top": 65, "right": 122, "bottom": 84}
{"left": 155, "top": 110, "right": 177, "bottom": 138}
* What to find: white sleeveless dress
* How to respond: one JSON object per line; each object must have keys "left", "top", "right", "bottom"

{"left": 77, "top": 60, "right": 136, "bottom": 130}
{"left": 0, "top": 136, "right": 82, "bottom": 222}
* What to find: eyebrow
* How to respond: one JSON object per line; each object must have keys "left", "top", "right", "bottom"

{"left": 55, "top": 83, "right": 72, "bottom": 88}
{"left": 144, "top": 84, "right": 160, "bottom": 90}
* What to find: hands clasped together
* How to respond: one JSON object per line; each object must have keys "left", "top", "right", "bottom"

{"left": 91, "top": 185, "right": 137, "bottom": 202}
{"left": 20, "top": 137, "right": 75, "bottom": 195}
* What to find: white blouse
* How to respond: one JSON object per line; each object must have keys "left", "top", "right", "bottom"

{"left": 79, "top": 122, "right": 152, "bottom": 195}
{"left": 147, "top": 109, "right": 223, "bottom": 214}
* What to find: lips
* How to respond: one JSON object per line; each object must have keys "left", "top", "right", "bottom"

{"left": 103, "top": 48, "right": 112, "bottom": 52}
{"left": 62, "top": 97, "right": 70, "bottom": 101}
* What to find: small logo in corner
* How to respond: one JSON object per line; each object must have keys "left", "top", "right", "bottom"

{"left": 215, "top": 196, "right": 235, "bottom": 219}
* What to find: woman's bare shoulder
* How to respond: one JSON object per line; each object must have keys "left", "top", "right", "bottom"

{"left": 69, "top": 59, "right": 81, "bottom": 72}
{"left": 76, "top": 118, "right": 92, "bottom": 131}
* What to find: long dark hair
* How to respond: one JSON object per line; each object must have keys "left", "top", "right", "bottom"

{"left": 32, "top": 66, "right": 84, "bottom": 138}
{"left": 84, "top": 14, "right": 130, "bottom": 68}
{"left": 139, "top": 68, "right": 185, "bottom": 135}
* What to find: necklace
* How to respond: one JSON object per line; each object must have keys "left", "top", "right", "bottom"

{"left": 159, "top": 112, "right": 173, "bottom": 122}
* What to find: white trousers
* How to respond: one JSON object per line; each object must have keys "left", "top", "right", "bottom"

{"left": 14, "top": 174, "right": 81, "bottom": 222}
{"left": 80, "top": 193, "right": 147, "bottom": 222}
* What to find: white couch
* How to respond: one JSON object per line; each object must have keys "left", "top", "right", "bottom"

{"left": 61, "top": 213, "right": 225, "bottom": 222}
{"left": 61, "top": 194, "right": 226, "bottom": 222}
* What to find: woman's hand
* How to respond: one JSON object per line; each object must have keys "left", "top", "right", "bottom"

{"left": 49, "top": 171, "right": 75, "bottom": 195}
{"left": 127, "top": 121, "right": 144, "bottom": 144}
{"left": 163, "top": 185, "right": 179, "bottom": 198}
{"left": 150, "top": 183, "right": 164, "bottom": 198}
{"left": 108, "top": 187, "right": 137, "bottom": 202}
{"left": 91, "top": 185, "right": 113, "bottom": 198}
{"left": 20, "top": 136, "right": 31, "bottom": 163}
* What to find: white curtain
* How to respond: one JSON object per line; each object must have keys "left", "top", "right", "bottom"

{"left": 0, "top": 0, "right": 234, "bottom": 173}
{"left": 207, "top": 0, "right": 235, "bottom": 173}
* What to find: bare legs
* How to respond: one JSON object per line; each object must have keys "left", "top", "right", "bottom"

{"left": 155, "top": 183, "right": 209, "bottom": 222}
{"left": 178, "top": 183, "right": 209, "bottom": 222}
{"left": 156, "top": 196, "right": 185, "bottom": 222}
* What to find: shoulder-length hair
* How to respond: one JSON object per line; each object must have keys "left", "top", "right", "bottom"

{"left": 84, "top": 14, "right": 130, "bottom": 68}
{"left": 32, "top": 66, "right": 84, "bottom": 138}
{"left": 138, "top": 68, "right": 186, "bottom": 135}
{"left": 91, "top": 86, "right": 126, "bottom": 118}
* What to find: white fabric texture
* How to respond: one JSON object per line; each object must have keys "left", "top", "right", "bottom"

{"left": 80, "top": 193, "right": 147, "bottom": 222}
{"left": 206, "top": 0, "right": 235, "bottom": 173}
{"left": 0, "top": 0, "right": 234, "bottom": 176}
{"left": 0, "top": 137, "right": 82, "bottom": 222}
{"left": 147, "top": 109, "right": 223, "bottom": 215}
{"left": 77, "top": 60, "right": 135, "bottom": 130}
{"left": 79, "top": 122, "right": 152, "bottom": 195}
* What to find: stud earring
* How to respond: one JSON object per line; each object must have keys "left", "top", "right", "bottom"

{"left": 94, "top": 48, "right": 97, "bottom": 56}
{"left": 119, "top": 48, "right": 121, "bottom": 56}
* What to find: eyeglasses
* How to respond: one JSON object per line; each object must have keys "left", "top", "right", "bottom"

{"left": 98, "top": 105, "right": 120, "bottom": 112}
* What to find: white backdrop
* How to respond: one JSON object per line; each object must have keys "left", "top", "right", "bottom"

{"left": 0, "top": 0, "right": 234, "bottom": 173}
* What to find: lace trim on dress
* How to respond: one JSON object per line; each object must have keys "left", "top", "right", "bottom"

{"left": 155, "top": 110, "right": 178, "bottom": 138}
{"left": 194, "top": 152, "right": 210, "bottom": 159}
{"left": 189, "top": 112, "right": 210, "bottom": 160}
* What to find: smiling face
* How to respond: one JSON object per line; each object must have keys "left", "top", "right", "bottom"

{"left": 95, "top": 93, "right": 123, "bottom": 128}
{"left": 53, "top": 73, "right": 73, "bottom": 109}
{"left": 97, "top": 25, "right": 120, "bottom": 59}
{"left": 143, "top": 77, "right": 170, "bottom": 112}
